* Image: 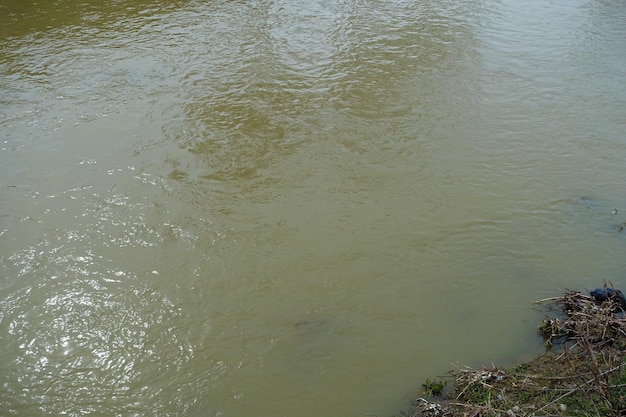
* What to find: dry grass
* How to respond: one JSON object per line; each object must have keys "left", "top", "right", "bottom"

{"left": 394, "top": 288, "right": 626, "bottom": 417}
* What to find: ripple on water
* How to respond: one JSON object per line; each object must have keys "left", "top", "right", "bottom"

{"left": 0, "top": 276, "right": 196, "bottom": 416}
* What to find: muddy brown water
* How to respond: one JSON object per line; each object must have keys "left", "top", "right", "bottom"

{"left": 1, "top": 0, "right": 626, "bottom": 416}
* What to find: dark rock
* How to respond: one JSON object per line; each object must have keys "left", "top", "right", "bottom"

{"left": 590, "top": 287, "right": 626, "bottom": 310}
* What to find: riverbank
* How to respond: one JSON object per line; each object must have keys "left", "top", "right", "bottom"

{"left": 395, "top": 289, "right": 626, "bottom": 417}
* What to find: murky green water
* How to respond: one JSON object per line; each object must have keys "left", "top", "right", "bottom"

{"left": 2, "top": 0, "right": 626, "bottom": 415}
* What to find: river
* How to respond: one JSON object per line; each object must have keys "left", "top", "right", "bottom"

{"left": 1, "top": 0, "right": 625, "bottom": 416}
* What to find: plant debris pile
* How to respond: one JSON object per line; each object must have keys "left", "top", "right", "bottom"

{"left": 395, "top": 288, "right": 626, "bottom": 417}
{"left": 537, "top": 289, "right": 626, "bottom": 347}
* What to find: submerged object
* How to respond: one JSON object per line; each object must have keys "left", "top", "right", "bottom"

{"left": 590, "top": 287, "right": 626, "bottom": 310}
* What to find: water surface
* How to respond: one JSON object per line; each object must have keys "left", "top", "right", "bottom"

{"left": 2, "top": 0, "right": 626, "bottom": 415}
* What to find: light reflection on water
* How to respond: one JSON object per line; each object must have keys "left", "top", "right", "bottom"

{"left": 1, "top": 0, "right": 626, "bottom": 416}
{"left": 3, "top": 278, "right": 195, "bottom": 415}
